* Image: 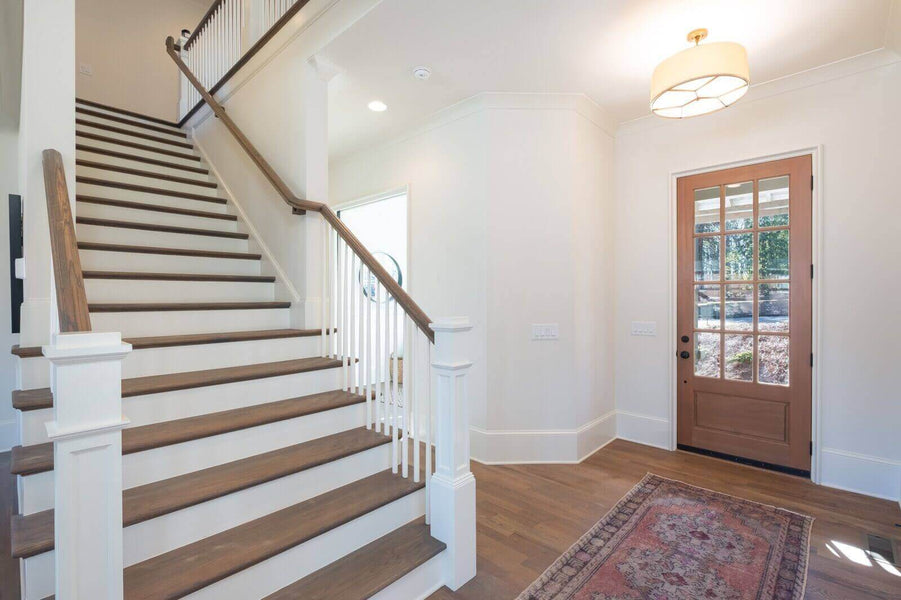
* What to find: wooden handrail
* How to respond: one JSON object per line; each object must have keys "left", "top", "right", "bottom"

{"left": 42, "top": 149, "right": 92, "bottom": 333}
{"left": 165, "top": 37, "right": 434, "bottom": 342}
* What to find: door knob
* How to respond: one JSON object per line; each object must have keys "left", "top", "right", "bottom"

{"left": 679, "top": 351, "right": 690, "bottom": 359}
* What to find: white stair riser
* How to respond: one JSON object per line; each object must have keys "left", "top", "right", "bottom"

{"left": 370, "top": 552, "right": 446, "bottom": 600}
{"left": 183, "top": 490, "right": 426, "bottom": 600}
{"left": 76, "top": 164, "right": 218, "bottom": 196}
{"left": 76, "top": 122, "right": 192, "bottom": 154}
{"left": 125, "top": 402, "right": 367, "bottom": 487}
{"left": 77, "top": 223, "right": 249, "bottom": 254}
{"left": 18, "top": 390, "right": 358, "bottom": 513}
{"left": 123, "top": 367, "right": 342, "bottom": 425}
{"left": 75, "top": 134, "right": 200, "bottom": 168}
{"left": 85, "top": 278, "right": 274, "bottom": 304}
{"left": 76, "top": 148, "right": 212, "bottom": 182}
{"left": 75, "top": 103, "right": 184, "bottom": 135}
{"left": 80, "top": 249, "right": 262, "bottom": 276}
{"left": 76, "top": 182, "right": 227, "bottom": 213}
{"left": 16, "top": 357, "right": 48, "bottom": 389}
{"left": 90, "top": 307, "right": 289, "bottom": 337}
{"left": 124, "top": 443, "right": 393, "bottom": 565}
{"left": 21, "top": 486, "right": 423, "bottom": 600}
{"left": 21, "top": 547, "right": 53, "bottom": 600}
{"left": 76, "top": 200, "right": 238, "bottom": 232}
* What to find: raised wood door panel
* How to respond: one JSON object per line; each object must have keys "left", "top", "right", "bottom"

{"left": 677, "top": 155, "right": 812, "bottom": 472}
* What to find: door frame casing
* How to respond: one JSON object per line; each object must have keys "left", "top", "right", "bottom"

{"left": 666, "top": 146, "right": 823, "bottom": 484}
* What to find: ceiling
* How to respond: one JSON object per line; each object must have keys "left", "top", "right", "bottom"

{"left": 321, "top": 0, "right": 897, "bottom": 159}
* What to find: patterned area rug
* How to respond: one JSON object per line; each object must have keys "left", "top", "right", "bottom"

{"left": 518, "top": 474, "right": 812, "bottom": 600}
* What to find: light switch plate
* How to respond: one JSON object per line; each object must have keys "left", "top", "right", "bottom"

{"left": 531, "top": 323, "right": 559, "bottom": 340}
{"left": 79, "top": 63, "right": 93, "bottom": 76}
{"left": 631, "top": 321, "right": 657, "bottom": 336}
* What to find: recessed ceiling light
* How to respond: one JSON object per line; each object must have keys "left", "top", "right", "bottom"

{"left": 368, "top": 100, "right": 388, "bottom": 112}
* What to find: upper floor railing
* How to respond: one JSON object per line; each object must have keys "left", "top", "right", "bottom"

{"left": 177, "top": 0, "right": 310, "bottom": 123}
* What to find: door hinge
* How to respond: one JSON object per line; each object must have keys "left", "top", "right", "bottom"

{"left": 810, "top": 264, "right": 814, "bottom": 279}
{"left": 810, "top": 353, "right": 814, "bottom": 367}
{"left": 809, "top": 441, "right": 813, "bottom": 455}
{"left": 811, "top": 175, "right": 814, "bottom": 190}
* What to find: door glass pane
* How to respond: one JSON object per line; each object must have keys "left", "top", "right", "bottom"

{"left": 724, "top": 284, "right": 753, "bottom": 331}
{"left": 695, "top": 285, "right": 721, "bottom": 329}
{"left": 694, "top": 186, "right": 720, "bottom": 233}
{"left": 695, "top": 237, "right": 721, "bottom": 281}
{"left": 758, "top": 230, "right": 790, "bottom": 279}
{"left": 758, "top": 335, "right": 789, "bottom": 385}
{"left": 725, "top": 233, "right": 753, "bottom": 280}
{"left": 758, "top": 176, "right": 789, "bottom": 227}
{"left": 759, "top": 283, "right": 789, "bottom": 332}
{"left": 724, "top": 334, "right": 753, "bottom": 381}
{"left": 695, "top": 332, "right": 721, "bottom": 378}
{"left": 725, "top": 182, "right": 753, "bottom": 230}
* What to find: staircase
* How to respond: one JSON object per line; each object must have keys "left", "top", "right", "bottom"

{"left": 8, "top": 98, "right": 459, "bottom": 599}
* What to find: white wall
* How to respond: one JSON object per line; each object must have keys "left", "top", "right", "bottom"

{"left": 331, "top": 94, "right": 617, "bottom": 463}
{"left": 0, "top": 126, "right": 21, "bottom": 451}
{"left": 75, "top": 0, "right": 206, "bottom": 120}
{"left": 614, "top": 53, "right": 901, "bottom": 501}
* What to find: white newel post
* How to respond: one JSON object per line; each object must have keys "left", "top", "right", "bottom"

{"left": 429, "top": 318, "right": 476, "bottom": 590}
{"left": 44, "top": 331, "right": 132, "bottom": 600}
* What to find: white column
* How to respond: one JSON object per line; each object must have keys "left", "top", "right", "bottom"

{"left": 429, "top": 317, "right": 476, "bottom": 591}
{"left": 43, "top": 331, "right": 132, "bottom": 600}
{"left": 18, "top": 0, "right": 76, "bottom": 347}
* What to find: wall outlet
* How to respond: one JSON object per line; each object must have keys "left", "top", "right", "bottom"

{"left": 531, "top": 323, "right": 559, "bottom": 340}
{"left": 79, "top": 63, "right": 93, "bottom": 76}
{"left": 631, "top": 321, "right": 657, "bottom": 336}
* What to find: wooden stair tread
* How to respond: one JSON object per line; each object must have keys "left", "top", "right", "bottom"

{"left": 76, "top": 144, "right": 209, "bottom": 174}
{"left": 89, "top": 301, "right": 290, "bottom": 312}
{"left": 75, "top": 159, "right": 216, "bottom": 188}
{"left": 12, "top": 328, "right": 312, "bottom": 363}
{"left": 76, "top": 131, "right": 201, "bottom": 162}
{"left": 264, "top": 520, "right": 445, "bottom": 600}
{"left": 76, "top": 216, "right": 248, "bottom": 239}
{"left": 123, "top": 469, "right": 425, "bottom": 600}
{"left": 78, "top": 241, "right": 261, "bottom": 260}
{"left": 82, "top": 271, "right": 273, "bottom": 282}
{"left": 77, "top": 196, "right": 236, "bottom": 220}
{"left": 76, "top": 98, "right": 180, "bottom": 129}
{"left": 10, "top": 509, "right": 53, "bottom": 558}
{"left": 10, "top": 425, "right": 390, "bottom": 557}
{"left": 76, "top": 118, "right": 193, "bottom": 149}
{"left": 9, "top": 444, "right": 52, "bottom": 476}
{"left": 75, "top": 176, "right": 227, "bottom": 204}
{"left": 75, "top": 106, "right": 187, "bottom": 138}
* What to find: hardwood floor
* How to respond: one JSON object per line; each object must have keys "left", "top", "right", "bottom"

{"left": 2, "top": 442, "right": 898, "bottom": 599}
{"left": 429, "top": 440, "right": 901, "bottom": 600}
{"left": 0, "top": 452, "right": 21, "bottom": 600}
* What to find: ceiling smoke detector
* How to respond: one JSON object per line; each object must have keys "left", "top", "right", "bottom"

{"left": 412, "top": 66, "right": 432, "bottom": 80}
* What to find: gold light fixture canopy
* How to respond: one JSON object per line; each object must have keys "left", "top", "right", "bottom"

{"left": 651, "top": 29, "right": 749, "bottom": 118}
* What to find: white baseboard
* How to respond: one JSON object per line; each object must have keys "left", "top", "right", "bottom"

{"left": 0, "top": 418, "right": 17, "bottom": 452}
{"left": 819, "top": 447, "right": 901, "bottom": 503}
{"left": 615, "top": 410, "right": 671, "bottom": 450}
{"left": 470, "top": 410, "right": 616, "bottom": 465}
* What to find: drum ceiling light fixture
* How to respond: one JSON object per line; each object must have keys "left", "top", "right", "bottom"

{"left": 650, "top": 28, "right": 749, "bottom": 119}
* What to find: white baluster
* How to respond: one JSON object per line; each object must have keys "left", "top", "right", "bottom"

{"left": 337, "top": 239, "right": 344, "bottom": 387}
{"left": 384, "top": 293, "right": 391, "bottom": 437}
{"left": 349, "top": 253, "right": 357, "bottom": 393}
{"left": 363, "top": 265, "right": 371, "bottom": 426}
{"left": 320, "top": 220, "right": 327, "bottom": 356}
{"left": 413, "top": 327, "right": 420, "bottom": 483}
{"left": 402, "top": 314, "right": 411, "bottom": 478}
{"left": 390, "top": 298, "right": 397, "bottom": 472}
{"left": 330, "top": 228, "right": 336, "bottom": 358}
{"left": 374, "top": 283, "right": 382, "bottom": 433}
{"left": 425, "top": 338, "right": 432, "bottom": 523}
{"left": 344, "top": 246, "right": 351, "bottom": 390}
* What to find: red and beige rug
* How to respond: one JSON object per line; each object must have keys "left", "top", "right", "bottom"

{"left": 518, "top": 474, "right": 812, "bottom": 600}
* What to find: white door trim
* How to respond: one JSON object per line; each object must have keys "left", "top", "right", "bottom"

{"left": 667, "top": 145, "right": 823, "bottom": 483}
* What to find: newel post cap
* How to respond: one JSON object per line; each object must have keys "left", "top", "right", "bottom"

{"left": 430, "top": 317, "right": 472, "bottom": 333}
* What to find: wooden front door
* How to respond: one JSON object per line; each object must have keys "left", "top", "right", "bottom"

{"left": 677, "top": 155, "right": 812, "bottom": 473}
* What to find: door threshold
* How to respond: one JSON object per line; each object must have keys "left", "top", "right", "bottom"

{"left": 677, "top": 444, "right": 811, "bottom": 479}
